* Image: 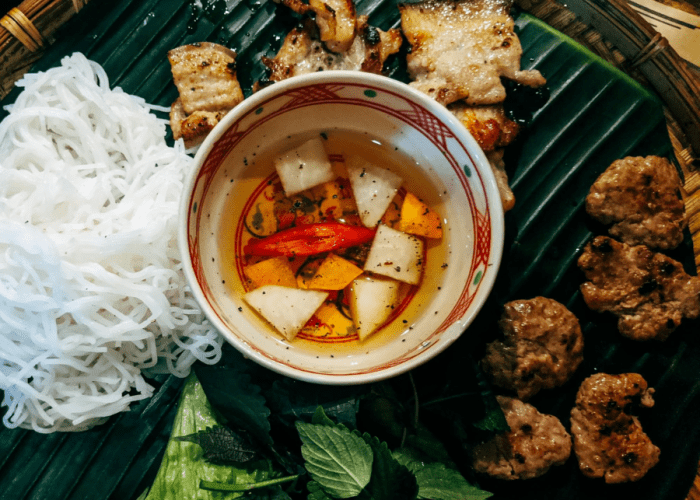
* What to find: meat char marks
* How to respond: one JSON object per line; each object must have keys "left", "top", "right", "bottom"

{"left": 168, "top": 42, "right": 245, "bottom": 148}
{"left": 258, "top": 1, "right": 402, "bottom": 88}
{"left": 586, "top": 156, "right": 687, "bottom": 251}
{"left": 399, "top": 0, "right": 545, "bottom": 106}
{"left": 448, "top": 102, "right": 520, "bottom": 152}
{"left": 570, "top": 373, "right": 659, "bottom": 483}
{"left": 472, "top": 396, "right": 571, "bottom": 480}
{"left": 481, "top": 296, "right": 584, "bottom": 400}
{"left": 275, "top": 0, "right": 358, "bottom": 53}
{"left": 399, "top": 0, "right": 546, "bottom": 211}
{"left": 578, "top": 235, "right": 700, "bottom": 341}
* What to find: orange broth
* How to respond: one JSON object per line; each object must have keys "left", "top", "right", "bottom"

{"left": 218, "top": 130, "right": 449, "bottom": 351}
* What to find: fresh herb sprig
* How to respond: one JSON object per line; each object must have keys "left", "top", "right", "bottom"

{"left": 140, "top": 344, "right": 501, "bottom": 500}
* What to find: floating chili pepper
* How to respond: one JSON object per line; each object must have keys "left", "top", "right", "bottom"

{"left": 244, "top": 222, "right": 376, "bottom": 257}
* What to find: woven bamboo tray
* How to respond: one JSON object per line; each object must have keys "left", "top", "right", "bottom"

{"left": 515, "top": 0, "right": 700, "bottom": 269}
{"left": 0, "top": 0, "right": 89, "bottom": 99}
{"left": 0, "top": 0, "right": 699, "bottom": 498}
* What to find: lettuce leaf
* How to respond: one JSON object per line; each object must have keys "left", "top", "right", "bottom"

{"left": 142, "top": 373, "right": 268, "bottom": 500}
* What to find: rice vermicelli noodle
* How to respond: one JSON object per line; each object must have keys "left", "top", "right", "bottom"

{"left": 0, "top": 53, "right": 224, "bottom": 432}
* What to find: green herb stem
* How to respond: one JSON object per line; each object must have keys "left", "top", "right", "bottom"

{"left": 199, "top": 474, "right": 299, "bottom": 492}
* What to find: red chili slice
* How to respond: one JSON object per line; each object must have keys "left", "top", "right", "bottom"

{"left": 244, "top": 222, "right": 376, "bottom": 257}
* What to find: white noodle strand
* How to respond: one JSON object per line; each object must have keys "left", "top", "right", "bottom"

{"left": 0, "top": 53, "right": 224, "bottom": 432}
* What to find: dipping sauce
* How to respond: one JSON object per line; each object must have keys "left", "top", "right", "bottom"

{"left": 218, "top": 130, "right": 449, "bottom": 348}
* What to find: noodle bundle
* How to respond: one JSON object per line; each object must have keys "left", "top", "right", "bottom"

{"left": 0, "top": 53, "right": 223, "bottom": 432}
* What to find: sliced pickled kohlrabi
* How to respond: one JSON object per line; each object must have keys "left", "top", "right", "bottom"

{"left": 364, "top": 224, "right": 424, "bottom": 285}
{"left": 274, "top": 137, "right": 335, "bottom": 196}
{"left": 243, "top": 285, "right": 328, "bottom": 340}
{"left": 346, "top": 156, "right": 403, "bottom": 228}
{"left": 349, "top": 275, "right": 400, "bottom": 340}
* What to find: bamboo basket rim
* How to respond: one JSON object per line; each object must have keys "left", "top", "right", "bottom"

{"left": 0, "top": 0, "right": 90, "bottom": 100}
{"left": 0, "top": 0, "right": 699, "bottom": 496}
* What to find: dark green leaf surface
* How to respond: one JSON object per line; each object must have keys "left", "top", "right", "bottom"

{"left": 296, "top": 422, "right": 373, "bottom": 498}
{"left": 266, "top": 378, "right": 361, "bottom": 430}
{"left": 413, "top": 463, "right": 493, "bottom": 500}
{"left": 308, "top": 481, "right": 335, "bottom": 500}
{"left": 175, "top": 425, "right": 258, "bottom": 464}
{"left": 0, "top": 2, "right": 699, "bottom": 500}
{"left": 393, "top": 452, "right": 490, "bottom": 500}
{"left": 194, "top": 355, "right": 273, "bottom": 446}
{"left": 357, "top": 433, "right": 419, "bottom": 500}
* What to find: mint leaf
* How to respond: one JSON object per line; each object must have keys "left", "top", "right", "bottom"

{"left": 392, "top": 447, "right": 426, "bottom": 471}
{"left": 312, "top": 405, "right": 339, "bottom": 427}
{"left": 472, "top": 400, "right": 508, "bottom": 433}
{"left": 416, "top": 349, "right": 507, "bottom": 436}
{"left": 357, "top": 387, "right": 408, "bottom": 442}
{"left": 403, "top": 424, "right": 457, "bottom": 466}
{"left": 414, "top": 463, "right": 492, "bottom": 500}
{"left": 175, "top": 425, "right": 258, "bottom": 464}
{"left": 307, "top": 406, "right": 417, "bottom": 499}
{"left": 357, "top": 433, "right": 418, "bottom": 500}
{"left": 296, "top": 421, "right": 373, "bottom": 498}
{"left": 308, "top": 481, "right": 334, "bottom": 500}
{"left": 393, "top": 451, "right": 492, "bottom": 500}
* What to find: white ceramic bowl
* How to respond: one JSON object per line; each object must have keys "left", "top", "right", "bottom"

{"left": 179, "top": 70, "right": 504, "bottom": 384}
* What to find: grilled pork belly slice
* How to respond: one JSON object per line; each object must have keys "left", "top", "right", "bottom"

{"left": 257, "top": 17, "right": 402, "bottom": 88}
{"left": 169, "top": 99, "right": 226, "bottom": 149}
{"left": 449, "top": 100, "right": 521, "bottom": 212}
{"left": 277, "top": 0, "right": 358, "bottom": 53}
{"left": 448, "top": 102, "right": 520, "bottom": 152}
{"left": 168, "top": 42, "right": 244, "bottom": 147}
{"left": 399, "top": 0, "right": 546, "bottom": 106}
